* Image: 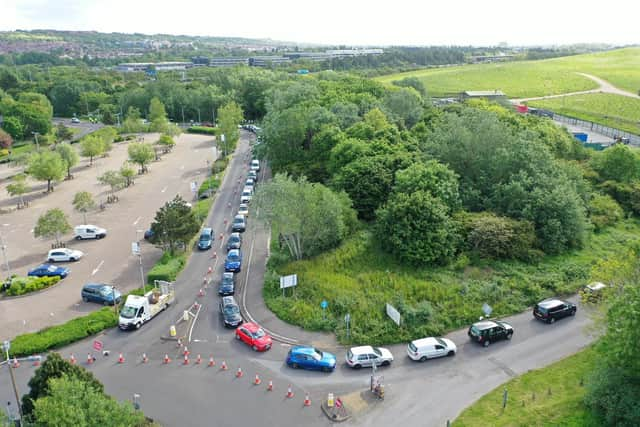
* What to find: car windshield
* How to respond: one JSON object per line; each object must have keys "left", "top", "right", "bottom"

{"left": 252, "top": 328, "right": 265, "bottom": 339}
{"left": 47, "top": 265, "right": 58, "bottom": 272}
{"left": 227, "top": 254, "right": 240, "bottom": 262}
{"left": 199, "top": 235, "right": 210, "bottom": 242}
{"left": 234, "top": 218, "right": 243, "bottom": 224}
{"left": 408, "top": 342, "right": 417, "bottom": 352}
{"left": 120, "top": 306, "right": 137, "bottom": 319}
{"left": 347, "top": 349, "right": 353, "bottom": 359}
{"left": 311, "top": 349, "right": 323, "bottom": 360}
{"left": 222, "top": 277, "right": 233, "bottom": 285}
{"left": 436, "top": 338, "right": 447, "bottom": 347}
{"left": 99, "top": 286, "right": 113, "bottom": 297}
{"left": 373, "top": 348, "right": 382, "bottom": 357}
{"left": 470, "top": 326, "right": 480, "bottom": 336}
{"left": 536, "top": 306, "right": 548, "bottom": 314}
{"left": 223, "top": 305, "right": 239, "bottom": 316}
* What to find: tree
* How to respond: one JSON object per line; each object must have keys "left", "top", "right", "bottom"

{"left": 55, "top": 142, "right": 79, "bottom": 179}
{"left": 149, "top": 97, "right": 169, "bottom": 133}
{"left": 127, "top": 142, "right": 155, "bottom": 173}
{"left": 55, "top": 122, "right": 74, "bottom": 142}
{"left": 591, "top": 144, "right": 640, "bottom": 183}
{"left": 6, "top": 173, "right": 28, "bottom": 208}
{"left": 150, "top": 195, "right": 200, "bottom": 253}
{"left": 0, "top": 128, "right": 13, "bottom": 150}
{"left": 1, "top": 116, "right": 24, "bottom": 140}
{"left": 92, "top": 126, "right": 118, "bottom": 156}
{"left": 72, "top": 191, "right": 95, "bottom": 224}
{"left": 79, "top": 134, "right": 104, "bottom": 165}
{"left": 383, "top": 87, "right": 424, "bottom": 128}
{"left": 34, "top": 208, "right": 72, "bottom": 246}
{"left": 393, "top": 161, "right": 460, "bottom": 211}
{"left": 253, "top": 174, "right": 356, "bottom": 260}
{"left": 122, "top": 106, "right": 146, "bottom": 133}
{"left": 27, "top": 150, "right": 65, "bottom": 192}
{"left": 120, "top": 162, "right": 136, "bottom": 187}
{"left": 376, "top": 191, "right": 459, "bottom": 265}
{"left": 98, "top": 170, "right": 125, "bottom": 199}
{"left": 392, "top": 76, "right": 428, "bottom": 98}
{"left": 218, "top": 101, "right": 243, "bottom": 155}
{"left": 22, "top": 352, "right": 104, "bottom": 416}
{"left": 157, "top": 133, "right": 175, "bottom": 153}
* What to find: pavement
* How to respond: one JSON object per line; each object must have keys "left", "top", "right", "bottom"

{"left": 0, "top": 131, "right": 598, "bottom": 427}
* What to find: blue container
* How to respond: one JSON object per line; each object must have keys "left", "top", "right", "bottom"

{"left": 572, "top": 132, "right": 588, "bottom": 142}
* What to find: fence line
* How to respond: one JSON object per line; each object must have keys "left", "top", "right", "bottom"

{"left": 552, "top": 113, "right": 640, "bottom": 146}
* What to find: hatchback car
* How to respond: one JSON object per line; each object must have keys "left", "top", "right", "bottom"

{"left": 245, "top": 178, "right": 255, "bottom": 189}
{"left": 28, "top": 264, "right": 69, "bottom": 278}
{"left": 226, "top": 232, "right": 242, "bottom": 251}
{"left": 235, "top": 322, "right": 272, "bottom": 351}
{"left": 533, "top": 298, "right": 577, "bottom": 323}
{"left": 287, "top": 346, "right": 336, "bottom": 372}
{"left": 218, "top": 272, "right": 236, "bottom": 296}
{"left": 248, "top": 170, "right": 258, "bottom": 182}
{"left": 231, "top": 215, "right": 246, "bottom": 233}
{"left": 238, "top": 204, "right": 249, "bottom": 217}
{"left": 407, "top": 337, "right": 457, "bottom": 361}
{"left": 346, "top": 346, "right": 394, "bottom": 368}
{"left": 468, "top": 320, "right": 513, "bottom": 347}
{"left": 250, "top": 159, "right": 260, "bottom": 172}
{"left": 240, "top": 189, "right": 252, "bottom": 204}
{"left": 224, "top": 249, "right": 242, "bottom": 272}
{"left": 81, "top": 283, "right": 121, "bottom": 305}
{"left": 47, "top": 248, "right": 83, "bottom": 262}
{"left": 197, "top": 227, "right": 214, "bottom": 250}
{"left": 219, "top": 296, "right": 243, "bottom": 328}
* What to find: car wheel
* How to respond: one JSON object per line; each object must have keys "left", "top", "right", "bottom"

{"left": 82, "top": 296, "right": 89, "bottom": 303}
{"left": 75, "top": 236, "right": 82, "bottom": 240}
{"left": 353, "top": 364, "right": 362, "bottom": 369}
{"left": 70, "top": 257, "right": 76, "bottom": 262}
{"left": 420, "top": 356, "right": 428, "bottom": 362}
{"left": 292, "top": 363, "right": 299, "bottom": 369}
{"left": 235, "top": 334, "right": 240, "bottom": 340}
{"left": 506, "top": 332, "right": 513, "bottom": 340}
{"left": 571, "top": 309, "right": 577, "bottom": 316}
{"left": 252, "top": 345, "right": 258, "bottom": 351}
{"left": 549, "top": 317, "right": 556, "bottom": 324}
{"left": 48, "top": 258, "right": 55, "bottom": 263}
{"left": 447, "top": 351, "right": 455, "bottom": 357}
{"left": 483, "top": 340, "right": 491, "bottom": 347}
{"left": 322, "top": 366, "right": 332, "bottom": 373}
{"left": 382, "top": 360, "right": 391, "bottom": 366}
{"left": 135, "top": 322, "right": 142, "bottom": 329}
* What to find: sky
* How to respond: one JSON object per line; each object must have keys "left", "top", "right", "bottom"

{"left": 2, "top": 0, "right": 639, "bottom": 46}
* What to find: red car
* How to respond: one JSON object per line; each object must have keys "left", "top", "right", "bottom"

{"left": 235, "top": 322, "right": 272, "bottom": 351}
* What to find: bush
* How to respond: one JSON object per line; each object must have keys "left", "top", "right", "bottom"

{"left": 5, "top": 276, "right": 61, "bottom": 296}
{"left": 584, "top": 366, "right": 640, "bottom": 426}
{"left": 192, "top": 199, "right": 213, "bottom": 222}
{"left": 458, "top": 212, "right": 537, "bottom": 259}
{"left": 9, "top": 308, "right": 117, "bottom": 357}
{"left": 198, "top": 176, "right": 221, "bottom": 197}
{"left": 589, "top": 193, "right": 624, "bottom": 231}
{"left": 146, "top": 252, "right": 186, "bottom": 284}
{"left": 187, "top": 126, "right": 217, "bottom": 135}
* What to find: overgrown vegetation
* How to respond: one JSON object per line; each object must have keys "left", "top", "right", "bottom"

{"left": 3, "top": 276, "right": 61, "bottom": 296}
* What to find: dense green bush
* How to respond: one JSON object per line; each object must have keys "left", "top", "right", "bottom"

{"left": 187, "top": 126, "right": 217, "bottom": 135}
{"left": 585, "top": 366, "right": 640, "bottom": 426}
{"left": 192, "top": 199, "right": 213, "bottom": 222}
{"left": 146, "top": 252, "right": 186, "bottom": 284}
{"left": 589, "top": 193, "right": 624, "bottom": 231}
{"left": 5, "top": 276, "right": 60, "bottom": 296}
{"left": 9, "top": 308, "right": 117, "bottom": 357}
{"left": 198, "top": 175, "right": 221, "bottom": 197}
{"left": 458, "top": 212, "right": 537, "bottom": 259}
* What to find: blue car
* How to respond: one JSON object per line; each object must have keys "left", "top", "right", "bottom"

{"left": 28, "top": 264, "right": 69, "bottom": 279}
{"left": 224, "top": 249, "right": 242, "bottom": 272}
{"left": 286, "top": 346, "right": 336, "bottom": 372}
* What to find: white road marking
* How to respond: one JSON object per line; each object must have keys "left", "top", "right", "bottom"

{"left": 132, "top": 216, "right": 141, "bottom": 226}
{"left": 91, "top": 260, "right": 104, "bottom": 276}
{"left": 192, "top": 339, "right": 208, "bottom": 343}
{"left": 161, "top": 186, "right": 167, "bottom": 193}
{"left": 2, "top": 224, "right": 9, "bottom": 226}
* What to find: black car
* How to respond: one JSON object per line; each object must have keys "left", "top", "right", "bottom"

{"left": 219, "top": 296, "right": 242, "bottom": 328}
{"left": 231, "top": 215, "right": 246, "bottom": 233}
{"left": 468, "top": 320, "right": 513, "bottom": 347}
{"left": 533, "top": 299, "right": 576, "bottom": 323}
{"left": 226, "top": 233, "right": 242, "bottom": 251}
{"left": 218, "top": 272, "right": 236, "bottom": 296}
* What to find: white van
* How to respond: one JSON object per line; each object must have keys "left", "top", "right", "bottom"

{"left": 74, "top": 225, "right": 107, "bottom": 240}
{"left": 240, "top": 188, "right": 253, "bottom": 204}
{"left": 250, "top": 159, "right": 260, "bottom": 172}
{"left": 407, "top": 337, "right": 457, "bottom": 361}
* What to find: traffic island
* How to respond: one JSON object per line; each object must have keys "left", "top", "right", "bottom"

{"left": 321, "top": 397, "right": 351, "bottom": 423}
{"left": 160, "top": 301, "right": 201, "bottom": 343}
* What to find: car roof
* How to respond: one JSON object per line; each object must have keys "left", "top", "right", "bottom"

{"left": 221, "top": 296, "right": 237, "bottom": 306}
{"left": 472, "top": 320, "right": 500, "bottom": 329}
{"left": 229, "top": 232, "right": 241, "bottom": 239}
{"left": 587, "top": 282, "right": 607, "bottom": 291}
{"left": 349, "top": 345, "right": 374, "bottom": 355}
{"left": 227, "top": 249, "right": 240, "bottom": 256}
{"left": 234, "top": 214, "right": 245, "bottom": 220}
{"left": 84, "top": 283, "right": 109, "bottom": 289}
{"left": 202, "top": 227, "right": 213, "bottom": 233}
{"left": 241, "top": 322, "right": 260, "bottom": 332}
{"left": 410, "top": 337, "right": 440, "bottom": 347}
{"left": 292, "top": 346, "right": 318, "bottom": 355}
{"left": 538, "top": 299, "right": 566, "bottom": 308}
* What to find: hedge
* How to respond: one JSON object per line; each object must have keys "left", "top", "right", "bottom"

{"left": 187, "top": 126, "right": 217, "bottom": 135}
{"left": 4, "top": 276, "right": 61, "bottom": 296}
{"left": 8, "top": 308, "right": 117, "bottom": 358}
{"left": 146, "top": 252, "right": 186, "bottom": 284}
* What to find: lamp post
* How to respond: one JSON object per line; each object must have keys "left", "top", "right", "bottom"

{"left": 0, "top": 230, "right": 11, "bottom": 280}
{"left": 2, "top": 341, "right": 22, "bottom": 422}
{"left": 134, "top": 231, "right": 146, "bottom": 294}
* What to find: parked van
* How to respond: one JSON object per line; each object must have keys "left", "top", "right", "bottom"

{"left": 407, "top": 337, "right": 457, "bottom": 361}
{"left": 74, "top": 225, "right": 107, "bottom": 240}
{"left": 197, "top": 227, "right": 214, "bottom": 250}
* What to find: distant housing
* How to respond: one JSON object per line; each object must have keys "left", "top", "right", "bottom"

{"left": 469, "top": 54, "right": 515, "bottom": 63}
{"left": 115, "top": 61, "right": 193, "bottom": 72}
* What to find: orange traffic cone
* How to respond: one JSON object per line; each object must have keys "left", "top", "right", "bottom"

{"left": 142, "top": 353, "right": 148, "bottom": 364}
{"left": 286, "top": 385, "right": 294, "bottom": 398}
{"left": 87, "top": 353, "right": 94, "bottom": 365}
{"left": 236, "top": 367, "right": 243, "bottom": 378}
{"left": 195, "top": 354, "right": 202, "bottom": 365}
{"left": 163, "top": 354, "right": 171, "bottom": 364}
{"left": 207, "top": 266, "right": 212, "bottom": 274}
{"left": 219, "top": 233, "right": 224, "bottom": 241}
{"left": 183, "top": 354, "right": 190, "bottom": 365}
{"left": 183, "top": 346, "right": 190, "bottom": 357}
{"left": 267, "top": 380, "right": 273, "bottom": 391}
{"left": 254, "top": 374, "right": 261, "bottom": 385}
{"left": 118, "top": 353, "right": 125, "bottom": 364}
{"left": 304, "top": 393, "right": 311, "bottom": 407}
{"left": 12, "top": 357, "right": 20, "bottom": 368}
{"left": 69, "top": 354, "right": 76, "bottom": 365}
{"left": 220, "top": 360, "right": 228, "bottom": 370}
{"left": 208, "top": 355, "right": 216, "bottom": 367}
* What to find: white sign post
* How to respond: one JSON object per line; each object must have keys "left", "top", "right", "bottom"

{"left": 386, "top": 303, "right": 401, "bottom": 326}
{"left": 280, "top": 274, "right": 297, "bottom": 297}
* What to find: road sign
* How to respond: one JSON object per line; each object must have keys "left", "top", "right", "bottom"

{"left": 131, "top": 242, "right": 140, "bottom": 256}
{"left": 93, "top": 340, "right": 103, "bottom": 351}
{"left": 482, "top": 303, "right": 493, "bottom": 317}
{"left": 279, "top": 274, "right": 297, "bottom": 289}
{"left": 321, "top": 300, "right": 328, "bottom": 309}
{"left": 190, "top": 181, "right": 197, "bottom": 193}
{"left": 386, "top": 303, "right": 401, "bottom": 326}
{"left": 221, "top": 134, "right": 226, "bottom": 142}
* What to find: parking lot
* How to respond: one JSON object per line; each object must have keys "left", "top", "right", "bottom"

{"left": 0, "top": 132, "right": 217, "bottom": 341}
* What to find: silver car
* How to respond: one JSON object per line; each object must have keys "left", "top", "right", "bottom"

{"left": 346, "top": 345, "right": 394, "bottom": 369}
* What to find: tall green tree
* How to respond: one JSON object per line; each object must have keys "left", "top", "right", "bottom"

{"left": 27, "top": 150, "right": 65, "bottom": 192}
{"left": 72, "top": 191, "right": 95, "bottom": 224}
{"left": 1, "top": 116, "right": 24, "bottom": 140}
{"left": 55, "top": 142, "right": 79, "bottom": 179}
{"left": 34, "top": 208, "right": 71, "bottom": 246}
{"left": 127, "top": 142, "right": 155, "bottom": 173}
{"left": 79, "top": 134, "right": 104, "bottom": 165}
{"left": 6, "top": 173, "right": 28, "bottom": 208}
{"left": 383, "top": 87, "right": 423, "bottom": 129}
{"left": 157, "top": 133, "right": 175, "bottom": 153}
{"left": 98, "top": 170, "right": 125, "bottom": 198}
{"left": 150, "top": 195, "right": 200, "bottom": 253}
{"left": 591, "top": 144, "right": 640, "bottom": 183}
{"left": 149, "top": 97, "right": 169, "bottom": 133}
{"left": 122, "top": 106, "right": 146, "bottom": 133}
{"left": 218, "top": 101, "right": 243, "bottom": 155}
{"left": 393, "top": 161, "right": 460, "bottom": 211}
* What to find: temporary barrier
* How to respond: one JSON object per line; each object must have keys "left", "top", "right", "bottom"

{"left": 163, "top": 354, "right": 171, "bottom": 364}
{"left": 87, "top": 354, "right": 94, "bottom": 365}
{"left": 304, "top": 394, "right": 311, "bottom": 407}
{"left": 195, "top": 354, "right": 202, "bottom": 365}
{"left": 69, "top": 354, "right": 76, "bottom": 365}
{"left": 220, "top": 360, "right": 228, "bottom": 370}
{"left": 183, "top": 354, "right": 189, "bottom": 365}
{"left": 267, "top": 380, "right": 273, "bottom": 391}
{"left": 142, "top": 353, "right": 148, "bottom": 364}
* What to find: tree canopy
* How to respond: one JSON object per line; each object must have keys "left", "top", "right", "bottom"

{"left": 150, "top": 195, "right": 200, "bottom": 253}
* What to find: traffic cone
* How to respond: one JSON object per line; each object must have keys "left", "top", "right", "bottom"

{"left": 198, "top": 288, "right": 205, "bottom": 297}
{"left": 87, "top": 353, "right": 94, "bottom": 365}
{"left": 208, "top": 355, "right": 215, "bottom": 367}
{"left": 142, "top": 353, "right": 148, "bottom": 364}
{"left": 220, "top": 360, "right": 228, "bottom": 370}
{"left": 118, "top": 353, "right": 125, "bottom": 364}
{"left": 304, "top": 393, "right": 311, "bottom": 407}
{"left": 207, "top": 266, "right": 212, "bottom": 274}
{"left": 219, "top": 233, "right": 224, "bottom": 241}
{"left": 267, "top": 380, "right": 273, "bottom": 391}
{"left": 254, "top": 374, "right": 261, "bottom": 385}
{"left": 12, "top": 357, "right": 20, "bottom": 368}
{"left": 183, "top": 354, "right": 189, "bottom": 365}
{"left": 176, "top": 338, "right": 182, "bottom": 348}
{"left": 236, "top": 367, "right": 243, "bottom": 378}
{"left": 286, "top": 384, "right": 294, "bottom": 398}
{"left": 163, "top": 354, "right": 171, "bottom": 364}
{"left": 195, "top": 354, "right": 202, "bottom": 365}
{"left": 211, "top": 251, "right": 217, "bottom": 259}
{"left": 203, "top": 275, "right": 207, "bottom": 285}
{"left": 183, "top": 346, "right": 190, "bottom": 357}
{"left": 69, "top": 354, "right": 76, "bottom": 365}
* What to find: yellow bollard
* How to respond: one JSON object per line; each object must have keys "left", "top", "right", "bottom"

{"left": 169, "top": 325, "right": 176, "bottom": 337}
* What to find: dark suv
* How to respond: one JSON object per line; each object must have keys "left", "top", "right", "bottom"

{"left": 533, "top": 299, "right": 576, "bottom": 323}
{"left": 468, "top": 320, "right": 514, "bottom": 347}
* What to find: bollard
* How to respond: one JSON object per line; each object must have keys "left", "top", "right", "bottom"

{"left": 170, "top": 325, "right": 177, "bottom": 337}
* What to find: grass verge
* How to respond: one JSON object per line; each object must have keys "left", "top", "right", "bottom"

{"left": 454, "top": 346, "right": 599, "bottom": 427}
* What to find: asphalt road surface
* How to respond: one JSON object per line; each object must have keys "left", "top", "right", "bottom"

{"left": 0, "top": 132, "right": 597, "bottom": 426}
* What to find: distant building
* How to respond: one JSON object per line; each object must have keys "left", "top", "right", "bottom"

{"left": 115, "top": 62, "right": 154, "bottom": 72}
{"left": 115, "top": 61, "right": 193, "bottom": 72}
{"left": 208, "top": 57, "right": 249, "bottom": 67}
{"left": 470, "top": 54, "right": 515, "bottom": 63}
{"left": 248, "top": 56, "right": 292, "bottom": 67}
{"left": 283, "top": 52, "right": 332, "bottom": 61}
{"left": 460, "top": 90, "right": 507, "bottom": 101}
{"left": 192, "top": 56, "right": 210, "bottom": 66}
{"left": 325, "top": 48, "right": 384, "bottom": 57}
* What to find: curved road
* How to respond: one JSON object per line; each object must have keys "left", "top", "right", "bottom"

{"left": 1, "top": 132, "right": 596, "bottom": 426}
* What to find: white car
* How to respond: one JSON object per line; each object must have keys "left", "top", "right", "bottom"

{"left": 240, "top": 188, "right": 252, "bottom": 204}
{"left": 346, "top": 346, "right": 394, "bottom": 368}
{"left": 250, "top": 159, "right": 260, "bottom": 172}
{"left": 47, "top": 248, "right": 84, "bottom": 262}
{"left": 74, "top": 225, "right": 107, "bottom": 240}
{"left": 238, "top": 203, "right": 249, "bottom": 217}
{"left": 407, "top": 337, "right": 457, "bottom": 362}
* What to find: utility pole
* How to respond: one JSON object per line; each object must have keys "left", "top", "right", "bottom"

{"left": 0, "top": 232, "right": 11, "bottom": 279}
{"left": 3, "top": 341, "right": 22, "bottom": 423}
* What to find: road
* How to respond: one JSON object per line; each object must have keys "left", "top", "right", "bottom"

{"left": 0, "top": 132, "right": 597, "bottom": 426}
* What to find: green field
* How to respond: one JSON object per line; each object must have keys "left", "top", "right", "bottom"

{"left": 454, "top": 347, "right": 599, "bottom": 427}
{"left": 529, "top": 93, "right": 640, "bottom": 135}
{"left": 264, "top": 220, "right": 640, "bottom": 345}
{"left": 375, "top": 47, "right": 640, "bottom": 98}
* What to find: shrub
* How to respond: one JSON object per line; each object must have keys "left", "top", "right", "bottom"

{"left": 5, "top": 276, "right": 61, "bottom": 296}
{"left": 187, "top": 126, "right": 217, "bottom": 135}
{"left": 213, "top": 156, "right": 229, "bottom": 173}
{"left": 198, "top": 176, "right": 221, "bottom": 197}
{"left": 146, "top": 253, "right": 186, "bottom": 284}
{"left": 458, "top": 212, "right": 537, "bottom": 259}
{"left": 192, "top": 199, "right": 213, "bottom": 222}
{"left": 589, "top": 193, "right": 624, "bottom": 231}
{"left": 585, "top": 366, "right": 640, "bottom": 426}
{"left": 9, "top": 308, "right": 117, "bottom": 357}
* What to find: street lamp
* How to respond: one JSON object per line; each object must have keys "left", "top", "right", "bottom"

{"left": 0, "top": 230, "right": 12, "bottom": 280}
{"left": 134, "top": 231, "right": 146, "bottom": 294}
{"left": 2, "top": 341, "right": 22, "bottom": 422}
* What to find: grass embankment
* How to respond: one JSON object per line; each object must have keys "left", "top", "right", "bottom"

{"left": 375, "top": 47, "right": 640, "bottom": 98}
{"left": 454, "top": 347, "right": 599, "bottom": 427}
{"left": 529, "top": 93, "right": 640, "bottom": 136}
{"left": 264, "top": 220, "right": 640, "bottom": 345}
